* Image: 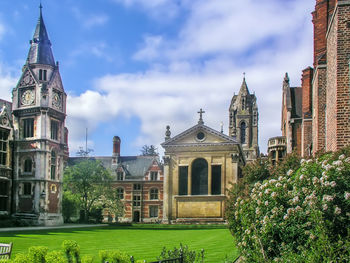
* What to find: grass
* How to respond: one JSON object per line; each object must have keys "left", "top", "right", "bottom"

{"left": 0, "top": 224, "right": 239, "bottom": 262}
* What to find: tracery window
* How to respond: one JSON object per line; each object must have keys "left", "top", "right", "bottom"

{"left": 240, "top": 122, "right": 246, "bottom": 144}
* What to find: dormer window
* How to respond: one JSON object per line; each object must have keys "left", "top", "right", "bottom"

{"left": 117, "top": 171, "right": 124, "bottom": 181}
{"left": 150, "top": 171, "right": 158, "bottom": 181}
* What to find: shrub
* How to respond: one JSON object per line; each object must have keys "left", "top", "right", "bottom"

{"left": 45, "top": 251, "right": 68, "bottom": 263}
{"left": 12, "top": 253, "right": 30, "bottom": 263}
{"left": 157, "top": 244, "right": 204, "bottom": 263}
{"left": 81, "top": 255, "right": 94, "bottom": 263}
{"left": 227, "top": 149, "right": 350, "bottom": 262}
{"left": 99, "top": 249, "right": 129, "bottom": 263}
{"left": 62, "top": 240, "right": 80, "bottom": 263}
{"left": 28, "top": 246, "right": 49, "bottom": 263}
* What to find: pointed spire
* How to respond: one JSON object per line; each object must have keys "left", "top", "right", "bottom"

{"left": 284, "top": 72, "right": 289, "bottom": 83}
{"left": 26, "top": 4, "right": 55, "bottom": 66}
{"left": 239, "top": 73, "right": 250, "bottom": 96}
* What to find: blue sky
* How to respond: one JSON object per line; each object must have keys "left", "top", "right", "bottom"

{"left": 0, "top": 0, "right": 314, "bottom": 157}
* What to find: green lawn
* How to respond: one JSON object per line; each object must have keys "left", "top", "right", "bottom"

{"left": 0, "top": 224, "right": 238, "bottom": 262}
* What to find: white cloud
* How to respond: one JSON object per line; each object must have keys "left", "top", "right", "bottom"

{"left": 67, "top": 0, "right": 314, "bottom": 155}
{"left": 71, "top": 7, "right": 109, "bottom": 29}
{"left": 111, "top": 0, "right": 180, "bottom": 19}
{"left": 0, "top": 63, "right": 18, "bottom": 101}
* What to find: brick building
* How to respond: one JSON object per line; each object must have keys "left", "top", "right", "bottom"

{"left": 69, "top": 136, "right": 164, "bottom": 223}
{"left": 278, "top": 0, "right": 350, "bottom": 156}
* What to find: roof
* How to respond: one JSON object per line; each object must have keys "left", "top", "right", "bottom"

{"left": 68, "top": 155, "right": 160, "bottom": 179}
{"left": 26, "top": 6, "right": 55, "bottom": 66}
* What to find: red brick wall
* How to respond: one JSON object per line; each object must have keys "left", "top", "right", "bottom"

{"left": 302, "top": 67, "right": 314, "bottom": 115}
{"left": 326, "top": 5, "right": 338, "bottom": 151}
{"left": 335, "top": 4, "right": 350, "bottom": 150}
{"left": 312, "top": 66, "right": 327, "bottom": 153}
{"left": 313, "top": 0, "right": 331, "bottom": 67}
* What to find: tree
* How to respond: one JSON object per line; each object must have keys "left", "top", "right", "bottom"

{"left": 140, "top": 145, "right": 158, "bottom": 156}
{"left": 62, "top": 191, "right": 79, "bottom": 223}
{"left": 63, "top": 159, "right": 115, "bottom": 223}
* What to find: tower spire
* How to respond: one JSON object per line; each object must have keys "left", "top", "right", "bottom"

{"left": 26, "top": 3, "right": 55, "bottom": 66}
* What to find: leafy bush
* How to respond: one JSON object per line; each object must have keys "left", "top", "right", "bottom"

{"left": 62, "top": 240, "right": 80, "bottom": 263}
{"left": 158, "top": 244, "right": 204, "bottom": 263}
{"left": 62, "top": 191, "right": 79, "bottom": 223}
{"left": 45, "top": 251, "right": 68, "bottom": 263}
{"left": 81, "top": 255, "right": 94, "bottom": 263}
{"left": 28, "top": 246, "right": 49, "bottom": 263}
{"left": 227, "top": 149, "right": 350, "bottom": 262}
{"left": 99, "top": 249, "right": 129, "bottom": 263}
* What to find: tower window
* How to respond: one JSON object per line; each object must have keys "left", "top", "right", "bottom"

{"left": 0, "top": 130, "right": 8, "bottom": 166}
{"left": 51, "top": 151, "right": 56, "bottom": 180}
{"left": 24, "top": 158, "right": 32, "bottom": 173}
{"left": 240, "top": 122, "right": 246, "bottom": 144}
{"left": 23, "top": 182, "right": 32, "bottom": 195}
{"left": 51, "top": 120, "right": 59, "bottom": 140}
{"left": 23, "top": 118, "right": 34, "bottom": 138}
{"left": 0, "top": 181, "right": 8, "bottom": 211}
{"left": 39, "top": 69, "right": 47, "bottom": 81}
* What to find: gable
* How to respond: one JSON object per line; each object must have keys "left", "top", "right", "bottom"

{"left": 162, "top": 123, "right": 238, "bottom": 147}
{"left": 48, "top": 70, "right": 64, "bottom": 92}
{"left": 17, "top": 67, "right": 37, "bottom": 89}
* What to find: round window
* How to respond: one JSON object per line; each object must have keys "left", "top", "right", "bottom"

{"left": 196, "top": 132, "right": 205, "bottom": 141}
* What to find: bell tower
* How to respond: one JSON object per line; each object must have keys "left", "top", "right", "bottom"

{"left": 229, "top": 76, "right": 259, "bottom": 162}
{"left": 11, "top": 5, "right": 68, "bottom": 225}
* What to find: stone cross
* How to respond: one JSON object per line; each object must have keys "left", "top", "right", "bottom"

{"left": 198, "top": 108, "right": 205, "bottom": 124}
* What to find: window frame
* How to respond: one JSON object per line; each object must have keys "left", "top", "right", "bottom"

{"left": 23, "top": 118, "right": 34, "bottom": 138}
{"left": 133, "top": 195, "right": 141, "bottom": 207}
{"left": 0, "top": 130, "right": 8, "bottom": 166}
{"left": 116, "top": 187, "right": 124, "bottom": 200}
{"left": 149, "top": 205, "right": 158, "bottom": 218}
{"left": 51, "top": 120, "right": 59, "bottom": 141}
{"left": 150, "top": 171, "right": 158, "bottom": 181}
{"left": 50, "top": 151, "right": 56, "bottom": 180}
{"left": 150, "top": 188, "right": 158, "bottom": 200}
{"left": 23, "top": 182, "right": 32, "bottom": 196}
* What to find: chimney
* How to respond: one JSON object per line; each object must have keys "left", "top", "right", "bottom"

{"left": 113, "top": 136, "right": 121, "bottom": 158}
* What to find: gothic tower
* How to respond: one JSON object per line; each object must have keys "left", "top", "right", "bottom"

{"left": 229, "top": 76, "right": 259, "bottom": 161}
{"left": 11, "top": 6, "right": 68, "bottom": 225}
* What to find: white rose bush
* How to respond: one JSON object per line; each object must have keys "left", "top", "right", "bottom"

{"left": 227, "top": 149, "right": 350, "bottom": 262}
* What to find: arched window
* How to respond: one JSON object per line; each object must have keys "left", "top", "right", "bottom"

{"left": 116, "top": 188, "right": 124, "bottom": 200}
{"left": 191, "top": 158, "right": 208, "bottom": 195}
{"left": 51, "top": 151, "right": 56, "bottom": 180}
{"left": 24, "top": 158, "right": 32, "bottom": 173}
{"left": 150, "top": 188, "right": 158, "bottom": 200}
{"left": 240, "top": 122, "right": 246, "bottom": 144}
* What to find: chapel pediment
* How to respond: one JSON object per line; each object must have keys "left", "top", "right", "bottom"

{"left": 162, "top": 123, "right": 239, "bottom": 148}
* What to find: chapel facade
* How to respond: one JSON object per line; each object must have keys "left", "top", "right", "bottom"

{"left": 161, "top": 113, "right": 245, "bottom": 223}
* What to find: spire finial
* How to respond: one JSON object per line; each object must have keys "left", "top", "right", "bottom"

{"left": 198, "top": 108, "right": 205, "bottom": 124}
{"left": 39, "top": 1, "right": 43, "bottom": 13}
{"left": 243, "top": 72, "right": 246, "bottom": 79}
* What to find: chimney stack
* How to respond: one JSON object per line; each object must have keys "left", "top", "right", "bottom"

{"left": 113, "top": 136, "right": 121, "bottom": 157}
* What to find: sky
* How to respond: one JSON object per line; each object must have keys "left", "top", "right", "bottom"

{"left": 0, "top": 0, "right": 315, "bottom": 157}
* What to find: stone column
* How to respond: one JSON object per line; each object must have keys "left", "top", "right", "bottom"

{"left": 208, "top": 158, "right": 212, "bottom": 195}
{"left": 188, "top": 160, "right": 192, "bottom": 195}
{"left": 162, "top": 156, "right": 170, "bottom": 223}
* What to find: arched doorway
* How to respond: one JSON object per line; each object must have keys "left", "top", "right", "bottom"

{"left": 191, "top": 158, "right": 208, "bottom": 195}
{"left": 133, "top": 211, "right": 140, "bottom": 223}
